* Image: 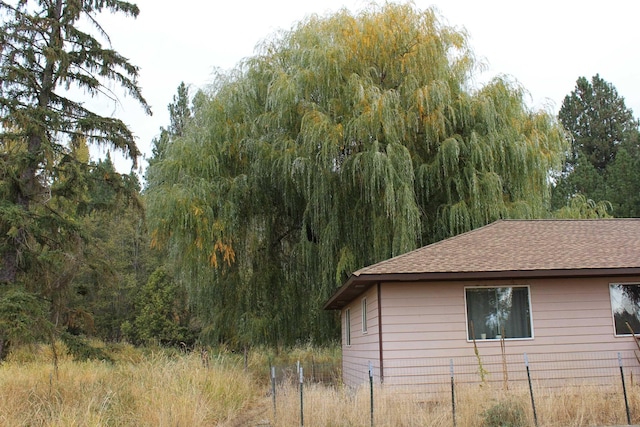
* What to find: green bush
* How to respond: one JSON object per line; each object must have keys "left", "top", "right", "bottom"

{"left": 482, "top": 400, "right": 527, "bottom": 427}
{"left": 60, "top": 332, "right": 112, "bottom": 362}
{"left": 128, "top": 267, "right": 197, "bottom": 347}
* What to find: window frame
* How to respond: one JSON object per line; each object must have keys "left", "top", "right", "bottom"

{"left": 464, "top": 285, "right": 534, "bottom": 341}
{"left": 362, "top": 297, "right": 368, "bottom": 334}
{"left": 610, "top": 282, "right": 640, "bottom": 337}
{"left": 344, "top": 308, "right": 351, "bottom": 346}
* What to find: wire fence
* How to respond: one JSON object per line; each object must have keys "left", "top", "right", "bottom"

{"left": 265, "top": 350, "right": 640, "bottom": 426}
{"left": 270, "top": 359, "right": 340, "bottom": 386}
{"left": 375, "top": 350, "right": 640, "bottom": 393}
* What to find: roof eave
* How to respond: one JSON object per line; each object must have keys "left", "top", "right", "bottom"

{"left": 323, "top": 267, "right": 640, "bottom": 310}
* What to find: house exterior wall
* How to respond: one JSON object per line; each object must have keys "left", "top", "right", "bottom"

{"left": 342, "top": 284, "right": 380, "bottom": 387}
{"left": 341, "top": 276, "right": 640, "bottom": 391}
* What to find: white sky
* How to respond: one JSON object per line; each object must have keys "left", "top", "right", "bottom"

{"left": 92, "top": 1, "right": 640, "bottom": 173}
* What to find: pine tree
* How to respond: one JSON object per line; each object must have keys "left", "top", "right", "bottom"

{"left": 553, "top": 75, "right": 640, "bottom": 215}
{"left": 0, "top": 0, "right": 149, "bottom": 283}
{"left": 559, "top": 75, "right": 637, "bottom": 172}
{"left": 147, "top": 82, "right": 191, "bottom": 171}
{"left": 0, "top": 0, "right": 150, "bottom": 349}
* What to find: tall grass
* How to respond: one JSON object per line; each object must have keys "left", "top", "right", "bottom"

{"left": 3, "top": 343, "right": 640, "bottom": 426}
{"left": 0, "top": 343, "right": 259, "bottom": 426}
{"left": 265, "top": 381, "right": 640, "bottom": 426}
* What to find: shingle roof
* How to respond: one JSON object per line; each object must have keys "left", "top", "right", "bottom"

{"left": 324, "top": 219, "right": 640, "bottom": 310}
{"left": 357, "top": 219, "right": 640, "bottom": 275}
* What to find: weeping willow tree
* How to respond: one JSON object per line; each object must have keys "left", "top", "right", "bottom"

{"left": 146, "top": 4, "right": 567, "bottom": 347}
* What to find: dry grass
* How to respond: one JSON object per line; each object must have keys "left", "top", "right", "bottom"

{"left": 0, "top": 343, "right": 260, "bottom": 426}
{"left": 2, "top": 343, "right": 640, "bottom": 426}
{"left": 264, "top": 381, "right": 640, "bottom": 426}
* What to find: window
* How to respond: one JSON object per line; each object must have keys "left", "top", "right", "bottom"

{"left": 610, "top": 283, "right": 640, "bottom": 335}
{"left": 466, "top": 286, "right": 532, "bottom": 340}
{"left": 362, "top": 298, "right": 368, "bottom": 333}
{"left": 345, "top": 308, "right": 351, "bottom": 346}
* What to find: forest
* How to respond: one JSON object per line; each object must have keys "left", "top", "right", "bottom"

{"left": 1, "top": 1, "right": 639, "bottom": 358}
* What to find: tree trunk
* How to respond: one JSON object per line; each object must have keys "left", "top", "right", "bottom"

{"left": 0, "top": 1, "right": 60, "bottom": 285}
{"left": 0, "top": 252, "right": 17, "bottom": 284}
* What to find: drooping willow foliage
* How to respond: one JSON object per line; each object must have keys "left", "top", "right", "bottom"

{"left": 145, "top": 4, "right": 567, "bottom": 346}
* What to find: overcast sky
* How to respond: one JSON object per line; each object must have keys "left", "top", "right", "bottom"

{"left": 93, "top": 1, "right": 640, "bottom": 173}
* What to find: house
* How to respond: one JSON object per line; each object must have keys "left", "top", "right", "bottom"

{"left": 323, "top": 219, "right": 640, "bottom": 390}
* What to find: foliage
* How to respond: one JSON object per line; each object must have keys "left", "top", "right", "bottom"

{"left": 0, "top": 288, "right": 52, "bottom": 357}
{"left": 59, "top": 331, "right": 112, "bottom": 362}
{"left": 149, "top": 82, "right": 192, "bottom": 165}
{"left": 146, "top": 3, "right": 568, "bottom": 346}
{"left": 135, "top": 83, "right": 197, "bottom": 346}
{"left": 552, "top": 195, "right": 612, "bottom": 219}
{"left": 125, "top": 267, "right": 196, "bottom": 346}
{"left": 558, "top": 75, "right": 637, "bottom": 172}
{"left": 0, "top": 0, "right": 150, "bottom": 349}
{"left": 63, "top": 156, "right": 158, "bottom": 342}
{"left": 553, "top": 75, "right": 640, "bottom": 216}
{"left": 605, "top": 142, "right": 640, "bottom": 217}
{"left": 482, "top": 400, "right": 527, "bottom": 427}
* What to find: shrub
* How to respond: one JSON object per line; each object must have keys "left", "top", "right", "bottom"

{"left": 129, "top": 267, "right": 197, "bottom": 346}
{"left": 482, "top": 399, "right": 527, "bottom": 427}
{"left": 60, "top": 332, "right": 112, "bottom": 362}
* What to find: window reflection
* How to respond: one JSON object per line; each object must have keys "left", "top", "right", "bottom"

{"left": 466, "top": 287, "right": 532, "bottom": 340}
{"left": 610, "top": 283, "right": 640, "bottom": 335}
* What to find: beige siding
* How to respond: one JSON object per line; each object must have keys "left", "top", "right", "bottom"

{"left": 342, "top": 276, "right": 640, "bottom": 390}
{"left": 342, "top": 285, "right": 381, "bottom": 387}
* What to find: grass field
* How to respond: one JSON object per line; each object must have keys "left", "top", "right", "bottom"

{"left": 2, "top": 342, "right": 640, "bottom": 426}
{"left": 0, "top": 342, "right": 259, "bottom": 426}
{"left": 263, "top": 382, "right": 640, "bottom": 426}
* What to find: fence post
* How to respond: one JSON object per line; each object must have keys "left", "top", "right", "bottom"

{"left": 450, "top": 359, "right": 456, "bottom": 427}
{"left": 369, "top": 361, "right": 374, "bottom": 427}
{"left": 271, "top": 366, "right": 276, "bottom": 422}
{"left": 296, "top": 360, "right": 300, "bottom": 389}
{"left": 299, "top": 366, "right": 304, "bottom": 426}
{"left": 524, "top": 353, "right": 538, "bottom": 427}
{"left": 618, "top": 352, "right": 632, "bottom": 425}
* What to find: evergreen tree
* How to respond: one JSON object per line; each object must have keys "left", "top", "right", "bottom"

{"left": 0, "top": 0, "right": 150, "bottom": 345}
{"left": 147, "top": 82, "right": 191, "bottom": 169}
{"left": 553, "top": 75, "right": 640, "bottom": 216}
{"left": 606, "top": 144, "right": 640, "bottom": 217}
{"left": 123, "top": 266, "right": 195, "bottom": 346}
{"left": 559, "top": 75, "right": 637, "bottom": 172}
{"left": 69, "top": 157, "right": 152, "bottom": 341}
{"left": 146, "top": 4, "right": 568, "bottom": 346}
{"left": 137, "top": 82, "right": 197, "bottom": 346}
